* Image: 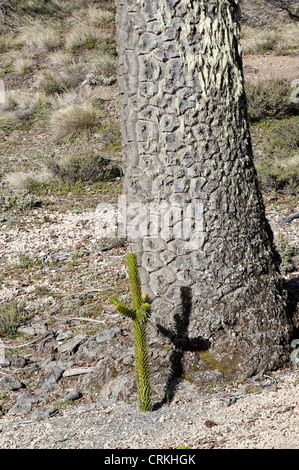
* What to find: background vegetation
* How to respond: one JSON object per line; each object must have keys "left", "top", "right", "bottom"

{"left": 0, "top": 0, "right": 298, "bottom": 339}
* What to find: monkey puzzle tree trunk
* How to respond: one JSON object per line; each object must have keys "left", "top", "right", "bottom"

{"left": 115, "top": 0, "right": 292, "bottom": 387}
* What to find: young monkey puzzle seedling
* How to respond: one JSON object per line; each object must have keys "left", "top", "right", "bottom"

{"left": 110, "top": 252, "right": 152, "bottom": 412}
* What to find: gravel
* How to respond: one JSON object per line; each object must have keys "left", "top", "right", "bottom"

{"left": 0, "top": 369, "right": 298, "bottom": 449}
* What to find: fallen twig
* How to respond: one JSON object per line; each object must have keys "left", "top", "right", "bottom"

{"left": 66, "top": 317, "right": 106, "bottom": 325}
{"left": 2, "top": 334, "right": 51, "bottom": 350}
{"left": 282, "top": 212, "right": 299, "bottom": 223}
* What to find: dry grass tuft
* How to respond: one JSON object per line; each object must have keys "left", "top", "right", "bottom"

{"left": 17, "top": 22, "right": 62, "bottom": 52}
{"left": 82, "top": 5, "right": 115, "bottom": 27}
{"left": 65, "top": 25, "right": 104, "bottom": 52}
{"left": 47, "top": 50, "right": 73, "bottom": 67}
{"left": 0, "top": 91, "right": 50, "bottom": 131}
{"left": 3, "top": 169, "right": 53, "bottom": 192}
{"left": 37, "top": 63, "right": 86, "bottom": 94}
{"left": 13, "top": 55, "right": 35, "bottom": 76}
{"left": 241, "top": 22, "right": 299, "bottom": 54}
{"left": 50, "top": 100, "right": 103, "bottom": 140}
{"left": 94, "top": 54, "right": 116, "bottom": 77}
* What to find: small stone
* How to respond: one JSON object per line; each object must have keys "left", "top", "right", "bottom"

{"left": 225, "top": 397, "right": 237, "bottom": 406}
{"left": 31, "top": 405, "right": 57, "bottom": 421}
{"left": 63, "top": 367, "right": 94, "bottom": 377}
{"left": 58, "top": 334, "right": 87, "bottom": 354}
{"left": 290, "top": 349, "right": 299, "bottom": 367}
{"left": 56, "top": 328, "right": 73, "bottom": 342}
{"left": 0, "top": 358, "right": 10, "bottom": 367}
{"left": 61, "top": 390, "right": 82, "bottom": 403}
{"left": 17, "top": 321, "right": 48, "bottom": 337}
{"left": 96, "top": 327, "right": 121, "bottom": 344}
{"left": 76, "top": 337, "right": 99, "bottom": 362}
{"left": 8, "top": 402, "right": 33, "bottom": 416}
{"left": 16, "top": 392, "right": 40, "bottom": 405}
{"left": 9, "top": 357, "right": 27, "bottom": 369}
{"left": 99, "top": 376, "right": 136, "bottom": 403}
{"left": 204, "top": 420, "right": 217, "bottom": 428}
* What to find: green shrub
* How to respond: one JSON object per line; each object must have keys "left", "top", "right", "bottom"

{"left": 252, "top": 116, "right": 299, "bottom": 193}
{"left": 0, "top": 301, "right": 26, "bottom": 337}
{"left": 276, "top": 233, "right": 299, "bottom": 274}
{"left": 256, "top": 157, "right": 299, "bottom": 194}
{"left": 246, "top": 79, "right": 296, "bottom": 122}
{"left": 47, "top": 152, "right": 121, "bottom": 183}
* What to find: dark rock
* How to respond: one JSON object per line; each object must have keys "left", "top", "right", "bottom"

{"left": 57, "top": 334, "right": 88, "bottom": 354}
{"left": 0, "top": 374, "right": 24, "bottom": 393}
{"left": 61, "top": 389, "right": 82, "bottom": 403}
{"left": 0, "top": 357, "right": 10, "bottom": 367}
{"left": 76, "top": 336, "right": 99, "bottom": 362}
{"left": 35, "top": 367, "right": 64, "bottom": 394}
{"left": 31, "top": 405, "right": 58, "bottom": 420}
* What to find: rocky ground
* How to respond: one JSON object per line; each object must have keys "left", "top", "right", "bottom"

{"left": 0, "top": 0, "right": 298, "bottom": 450}
{"left": 0, "top": 364, "right": 298, "bottom": 449}
{"left": 0, "top": 198, "right": 298, "bottom": 449}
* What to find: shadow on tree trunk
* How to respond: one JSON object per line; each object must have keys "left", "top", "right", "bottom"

{"left": 153, "top": 286, "right": 210, "bottom": 410}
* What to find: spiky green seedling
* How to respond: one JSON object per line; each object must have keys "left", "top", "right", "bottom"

{"left": 110, "top": 252, "right": 152, "bottom": 412}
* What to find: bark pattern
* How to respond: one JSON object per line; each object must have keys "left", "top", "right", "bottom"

{"left": 116, "top": 0, "right": 292, "bottom": 381}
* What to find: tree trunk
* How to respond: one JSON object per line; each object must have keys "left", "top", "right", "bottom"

{"left": 115, "top": 0, "right": 292, "bottom": 390}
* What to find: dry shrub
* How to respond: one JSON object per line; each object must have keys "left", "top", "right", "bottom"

{"left": 50, "top": 101, "right": 103, "bottom": 140}
{"left": 241, "top": 22, "right": 299, "bottom": 54}
{"left": 0, "top": 301, "right": 26, "bottom": 337}
{"left": 276, "top": 232, "right": 299, "bottom": 274}
{"left": 17, "top": 22, "right": 62, "bottom": 52}
{"left": 13, "top": 56, "right": 34, "bottom": 75}
{"left": 3, "top": 169, "right": 52, "bottom": 192}
{"left": 0, "top": 91, "right": 50, "bottom": 131}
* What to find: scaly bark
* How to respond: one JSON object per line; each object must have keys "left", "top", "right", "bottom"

{"left": 115, "top": 0, "right": 292, "bottom": 384}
